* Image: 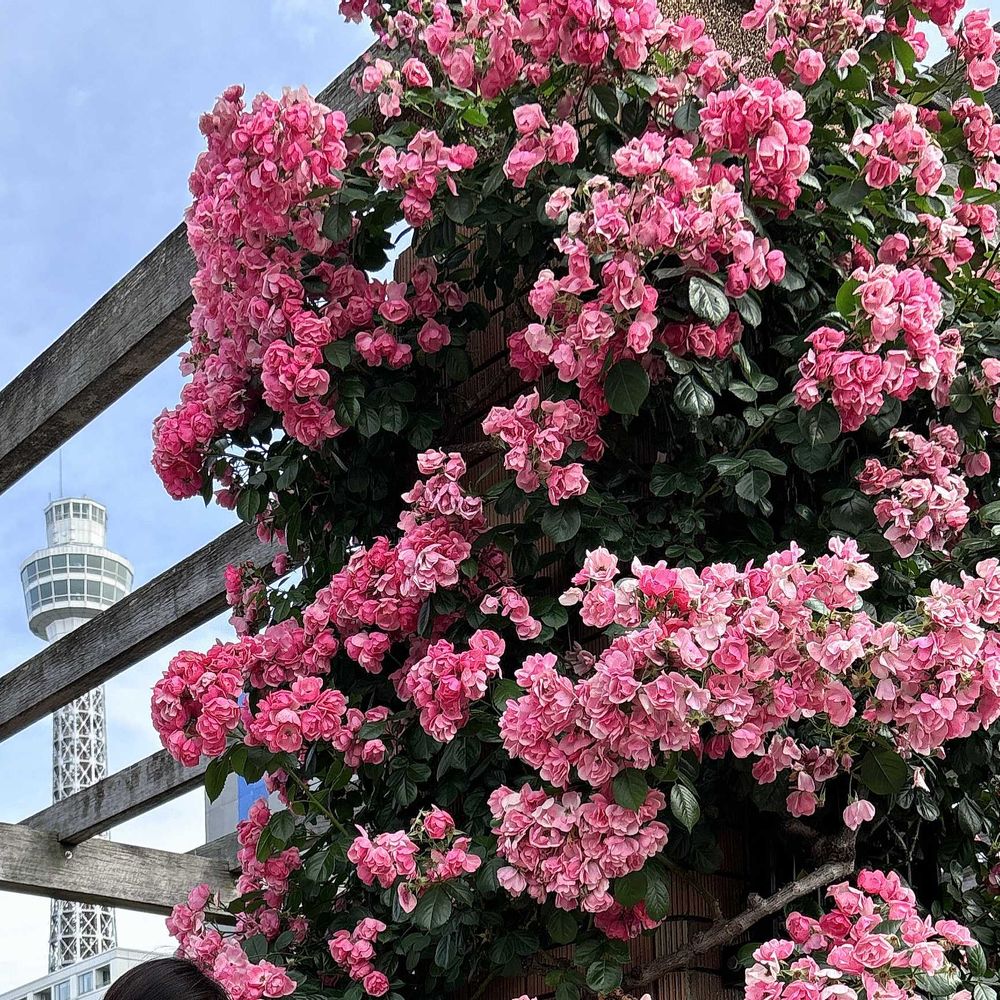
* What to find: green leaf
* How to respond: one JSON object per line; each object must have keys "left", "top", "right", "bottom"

{"left": 357, "top": 406, "right": 381, "bottom": 438}
{"left": 957, "top": 797, "right": 983, "bottom": 836}
{"left": 379, "top": 400, "right": 407, "bottom": 434}
{"left": 856, "top": 748, "right": 908, "bottom": 796}
{"left": 444, "top": 191, "right": 477, "bottom": 224}
{"left": 605, "top": 359, "right": 650, "bottom": 415}
{"left": 417, "top": 598, "right": 432, "bottom": 637}
{"left": 267, "top": 810, "right": 296, "bottom": 845}
{"left": 708, "top": 456, "right": 749, "bottom": 477}
{"left": 492, "top": 678, "right": 523, "bottom": 711}
{"left": 828, "top": 178, "right": 869, "bottom": 212}
{"left": 574, "top": 938, "right": 604, "bottom": 968}
{"left": 588, "top": 84, "right": 620, "bottom": 123}
{"left": 798, "top": 403, "right": 841, "bottom": 445}
{"left": 729, "top": 380, "right": 757, "bottom": 402}
{"left": 434, "top": 932, "right": 461, "bottom": 971}
{"left": 644, "top": 868, "right": 671, "bottom": 921}
{"left": 688, "top": 275, "right": 730, "bottom": 326}
{"left": 412, "top": 887, "right": 453, "bottom": 930}
{"left": 586, "top": 960, "right": 623, "bottom": 994}
{"left": 204, "top": 756, "right": 231, "bottom": 803}
{"left": 242, "top": 933, "right": 268, "bottom": 962}
{"left": 323, "top": 340, "right": 353, "bottom": 370}
{"left": 321, "top": 202, "right": 353, "bottom": 241}
{"left": 792, "top": 442, "right": 833, "bottom": 473}
{"left": 674, "top": 376, "right": 715, "bottom": 418}
{"left": 979, "top": 501, "right": 1000, "bottom": 525}
{"left": 275, "top": 459, "right": 300, "bottom": 491}
{"left": 914, "top": 971, "right": 963, "bottom": 997}
{"left": 836, "top": 279, "right": 860, "bottom": 319}
{"left": 777, "top": 267, "right": 806, "bottom": 291}
{"left": 650, "top": 467, "right": 701, "bottom": 497}
{"left": 735, "top": 470, "right": 771, "bottom": 503}
{"left": 612, "top": 769, "right": 648, "bottom": 810}
{"left": 462, "top": 105, "right": 489, "bottom": 127}
{"left": 830, "top": 492, "right": 874, "bottom": 533}
{"left": 735, "top": 294, "right": 762, "bottom": 327}
{"left": 969, "top": 942, "right": 989, "bottom": 978}
{"left": 547, "top": 910, "right": 579, "bottom": 945}
{"left": 670, "top": 783, "right": 701, "bottom": 832}
{"left": 541, "top": 505, "right": 582, "bottom": 543}
{"left": 555, "top": 984, "right": 581, "bottom": 1000}
{"left": 745, "top": 450, "right": 787, "bottom": 475}
{"left": 672, "top": 99, "right": 701, "bottom": 133}
{"left": 613, "top": 870, "right": 648, "bottom": 907}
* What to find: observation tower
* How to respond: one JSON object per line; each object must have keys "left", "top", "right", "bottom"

{"left": 20, "top": 498, "right": 134, "bottom": 971}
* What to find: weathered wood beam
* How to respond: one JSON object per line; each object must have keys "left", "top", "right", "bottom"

{"left": 191, "top": 832, "right": 240, "bottom": 870}
{"left": 0, "top": 521, "right": 279, "bottom": 743}
{"left": 24, "top": 750, "right": 207, "bottom": 846}
{"left": 0, "top": 226, "right": 194, "bottom": 495}
{"left": 0, "top": 822, "right": 234, "bottom": 915}
{"left": 0, "top": 47, "right": 375, "bottom": 498}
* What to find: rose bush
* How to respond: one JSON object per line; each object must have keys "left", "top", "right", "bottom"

{"left": 150, "top": 0, "right": 1000, "bottom": 995}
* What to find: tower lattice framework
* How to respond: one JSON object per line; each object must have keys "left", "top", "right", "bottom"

{"left": 21, "top": 497, "right": 134, "bottom": 971}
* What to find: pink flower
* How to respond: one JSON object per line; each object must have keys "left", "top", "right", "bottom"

{"left": 401, "top": 58, "right": 433, "bottom": 87}
{"left": 842, "top": 799, "right": 876, "bottom": 830}
{"left": 362, "top": 972, "right": 390, "bottom": 997}
{"left": 794, "top": 48, "right": 826, "bottom": 85}
{"left": 547, "top": 122, "right": 580, "bottom": 164}
{"left": 513, "top": 103, "right": 548, "bottom": 135}
{"left": 423, "top": 807, "right": 456, "bottom": 839}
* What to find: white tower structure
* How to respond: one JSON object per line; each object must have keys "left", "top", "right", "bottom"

{"left": 20, "top": 498, "right": 134, "bottom": 972}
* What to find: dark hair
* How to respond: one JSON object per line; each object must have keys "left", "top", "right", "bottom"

{"left": 103, "top": 958, "right": 228, "bottom": 1000}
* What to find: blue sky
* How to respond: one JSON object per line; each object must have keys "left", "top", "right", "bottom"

{"left": 0, "top": 2, "right": 369, "bottom": 988}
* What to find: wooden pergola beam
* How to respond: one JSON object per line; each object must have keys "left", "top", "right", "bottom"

{"left": 24, "top": 750, "right": 207, "bottom": 846}
{"left": 0, "top": 47, "right": 375, "bottom": 498}
{"left": 0, "top": 822, "right": 234, "bottom": 915}
{"left": 0, "top": 521, "right": 279, "bottom": 743}
{"left": 0, "top": 226, "right": 194, "bottom": 496}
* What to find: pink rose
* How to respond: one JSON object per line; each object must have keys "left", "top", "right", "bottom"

{"left": 362, "top": 971, "right": 390, "bottom": 997}
{"left": 402, "top": 58, "right": 433, "bottom": 88}
{"left": 842, "top": 799, "right": 876, "bottom": 830}
{"left": 423, "top": 806, "right": 456, "bottom": 839}
{"left": 513, "top": 103, "right": 548, "bottom": 135}
{"left": 794, "top": 48, "right": 826, "bottom": 85}
{"left": 546, "top": 122, "right": 579, "bottom": 164}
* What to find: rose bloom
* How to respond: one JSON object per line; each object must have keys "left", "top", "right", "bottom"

{"left": 362, "top": 971, "right": 390, "bottom": 997}
{"left": 423, "top": 806, "right": 455, "bottom": 839}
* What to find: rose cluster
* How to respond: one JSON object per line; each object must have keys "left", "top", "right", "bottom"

{"left": 328, "top": 918, "right": 390, "bottom": 997}
{"left": 795, "top": 260, "right": 958, "bottom": 433}
{"left": 488, "top": 783, "right": 669, "bottom": 914}
{"left": 500, "top": 538, "right": 1000, "bottom": 816}
{"left": 746, "top": 870, "right": 977, "bottom": 1000}
{"left": 858, "top": 423, "right": 986, "bottom": 557}
{"left": 168, "top": 883, "right": 298, "bottom": 1000}
{"left": 302, "top": 451, "right": 487, "bottom": 675}
{"left": 393, "top": 629, "right": 505, "bottom": 742}
{"left": 152, "top": 620, "right": 338, "bottom": 766}
{"left": 349, "top": 807, "right": 482, "bottom": 915}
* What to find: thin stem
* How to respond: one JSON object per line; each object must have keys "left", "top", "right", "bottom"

{"left": 287, "top": 769, "right": 352, "bottom": 838}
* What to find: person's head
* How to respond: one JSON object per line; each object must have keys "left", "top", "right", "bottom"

{"left": 103, "top": 958, "right": 228, "bottom": 1000}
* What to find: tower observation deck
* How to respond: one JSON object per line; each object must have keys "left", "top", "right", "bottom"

{"left": 20, "top": 498, "right": 134, "bottom": 971}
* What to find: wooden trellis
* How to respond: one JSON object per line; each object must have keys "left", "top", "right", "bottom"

{"left": 0, "top": 47, "right": 372, "bottom": 916}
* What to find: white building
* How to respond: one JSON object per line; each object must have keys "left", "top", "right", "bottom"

{"left": 19, "top": 498, "right": 134, "bottom": 971}
{"left": 0, "top": 949, "right": 150, "bottom": 1000}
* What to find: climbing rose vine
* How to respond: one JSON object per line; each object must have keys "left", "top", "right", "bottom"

{"left": 149, "top": 0, "right": 1000, "bottom": 995}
